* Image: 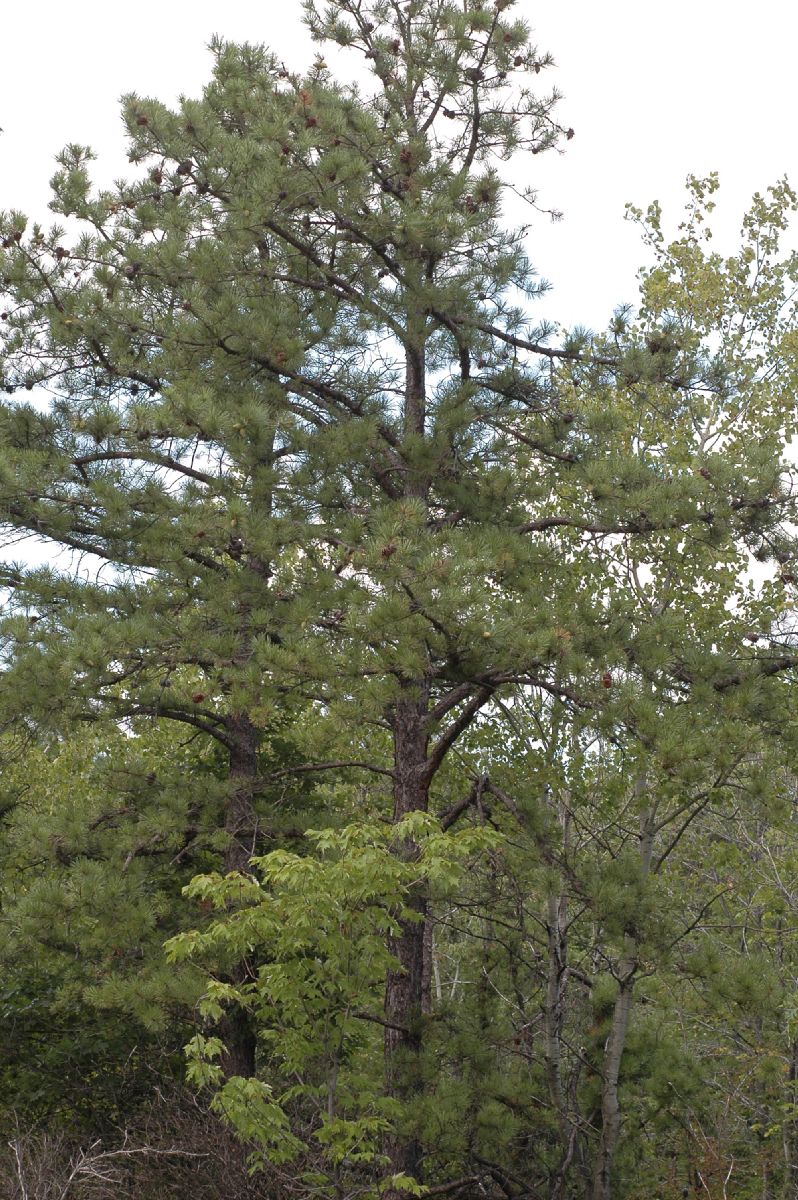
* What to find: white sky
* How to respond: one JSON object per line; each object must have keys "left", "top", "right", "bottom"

{"left": 2, "top": 0, "right": 796, "bottom": 334}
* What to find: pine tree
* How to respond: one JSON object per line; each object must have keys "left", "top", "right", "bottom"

{"left": 2, "top": 4, "right": 798, "bottom": 1197}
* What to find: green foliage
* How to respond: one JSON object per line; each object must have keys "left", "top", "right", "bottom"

{"left": 1, "top": 3, "right": 798, "bottom": 1198}
{"left": 168, "top": 814, "right": 497, "bottom": 1187}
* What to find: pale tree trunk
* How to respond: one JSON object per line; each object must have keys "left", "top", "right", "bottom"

{"left": 590, "top": 954, "right": 635, "bottom": 1200}
{"left": 545, "top": 884, "right": 568, "bottom": 1124}
{"left": 545, "top": 792, "right": 577, "bottom": 1200}
{"left": 782, "top": 1040, "right": 798, "bottom": 1199}
{"left": 591, "top": 782, "right": 654, "bottom": 1200}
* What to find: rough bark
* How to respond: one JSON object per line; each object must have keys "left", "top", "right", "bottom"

{"left": 383, "top": 686, "right": 432, "bottom": 1183}
{"left": 381, "top": 319, "right": 433, "bottom": 1186}
{"left": 403, "top": 340, "right": 426, "bottom": 447}
{"left": 223, "top": 712, "right": 260, "bottom": 875}
{"left": 218, "top": 711, "right": 260, "bottom": 1080}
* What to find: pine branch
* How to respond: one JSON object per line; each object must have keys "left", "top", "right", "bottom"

{"left": 423, "top": 685, "right": 495, "bottom": 781}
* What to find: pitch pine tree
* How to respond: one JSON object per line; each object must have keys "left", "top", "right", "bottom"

{"left": 3, "top": 3, "right": 798, "bottom": 1195}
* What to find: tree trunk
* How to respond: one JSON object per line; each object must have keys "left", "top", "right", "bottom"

{"left": 591, "top": 787, "right": 653, "bottom": 1200}
{"left": 591, "top": 961, "right": 635, "bottom": 1200}
{"left": 546, "top": 883, "right": 573, "bottom": 1200}
{"left": 782, "top": 1040, "right": 798, "bottom": 1199}
{"left": 223, "top": 712, "right": 260, "bottom": 875}
{"left": 383, "top": 686, "right": 431, "bottom": 1182}
{"left": 543, "top": 781, "right": 578, "bottom": 1200}
{"left": 218, "top": 711, "right": 260, "bottom": 1080}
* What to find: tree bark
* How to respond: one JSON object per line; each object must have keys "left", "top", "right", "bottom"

{"left": 403, "top": 341, "right": 426, "bottom": 446}
{"left": 546, "top": 881, "right": 572, "bottom": 1200}
{"left": 782, "top": 1040, "right": 798, "bottom": 1200}
{"left": 591, "top": 959, "right": 635, "bottom": 1200}
{"left": 591, "top": 786, "right": 653, "bottom": 1200}
{"left": 217, "top": 711, "right": 260, "bottom": 1080}
{"left": 223, "top": 712, "right": 260, "bottom": 875}
{"left": 383, "top": 686, "right": 431, "bottom": 1182}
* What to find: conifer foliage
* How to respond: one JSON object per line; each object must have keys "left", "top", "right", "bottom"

{"left": 2, "top": 3, "right": 798, "bottom": 1198}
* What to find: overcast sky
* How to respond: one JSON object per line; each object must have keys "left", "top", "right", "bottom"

{"left": 1, "top": 0, "right": 796, "bottom": 333}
